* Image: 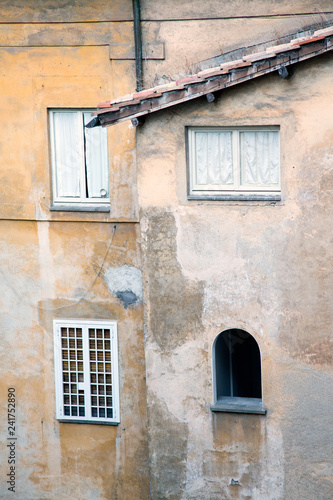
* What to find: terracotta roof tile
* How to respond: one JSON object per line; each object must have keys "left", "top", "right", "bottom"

{"left": 133, "top": 89, "right": 164, "bottom": 99}
{"left": 176, "top": 75, "right": 204, "bottom": 85}
{"left": 290, "top": 36, "right": 308, "bottom": 44}
{"left": 97, "top": 100, "right": 112, "bottom": 108}
{"left": 266, "top": 42, "right": 300, "bottom": 54}
{"left": 109, "top": 98, "right": 141, "bottom": 108}
{"left": 243, "top": 51, "right": 276, "bottom": 62}
{"left": 296, "top": 35, "right": 325, "bottom": 45}
{"left": 197, "top": 67, "right": 220, "bottom": 78}
{"left": 110, "top": 93, "right": 134, "bottom": 105}
{"left": 314, "top": 26, "right": 333, "bottom": 37}
{"left": 92, "top": 25, "right": 333, "bottom": 127}
{"left": 220, "top": 59, "right": 252, "bottom": 72}
{"left": 150, "top": 81, "right": 180, "bottom": 92}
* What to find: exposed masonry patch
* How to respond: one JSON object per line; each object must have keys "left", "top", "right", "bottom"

{"left": 104, "top": 265, "right": 143, "bottom": 309}
{"left": 115, "top": 290, "right": 138, "bottom": 308}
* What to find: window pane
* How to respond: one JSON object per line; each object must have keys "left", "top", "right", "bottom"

{"left": 83, "top": 113, "right": 109, "bottom": 199}
{"left": 240, "top": 131, "right": 279, "bottom": 185}
{"left": 52, "top": 112, "right": 81, "bottom": 198}
{"left": 195, "top": 131, "right": 233, "bottom": 185}
{"left": 60, "top": 326, "right": 85, "bottom": 418}
{"left": 88, "top": 326, "right": 114, "bottom": 419}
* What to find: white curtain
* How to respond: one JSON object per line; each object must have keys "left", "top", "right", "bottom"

{"left": 195, "top": 131, "right": 233, "bottom": 185}
{"left": 53, "top": 112, "right": 81, "bottom": 198}
{"left": 84, "top": 113, "right": 109, "bottom": 199}
{"left": 240, "top": 131, "right": 279, "bottom": 185}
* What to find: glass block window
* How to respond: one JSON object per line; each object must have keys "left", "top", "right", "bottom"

{"left": 187, "top": 126, "right": 280, "bottom": 200}
{"left": 53, "top": 320, "right": 119, "bottom": 424}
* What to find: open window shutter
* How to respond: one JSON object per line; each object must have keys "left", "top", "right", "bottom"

{"left": 83, "top": 112, "right": 109, "bottom": 199}
{"left": 52, "top": 112, "right": 81, "bottom": 198}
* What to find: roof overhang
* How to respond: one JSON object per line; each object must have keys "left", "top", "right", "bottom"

{"left": 88, "top": 26, "right": 333, "bottom": 128}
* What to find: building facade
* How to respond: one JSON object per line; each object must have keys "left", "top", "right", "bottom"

{"left": 0, "top": 2, "right": 149, "bottom": 498}
{"left": 1, "top": 1, "right": 333, "bottom": 499}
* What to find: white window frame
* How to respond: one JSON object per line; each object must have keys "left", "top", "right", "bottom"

{"left": 53, "top": 319, "right": 120, "bottom": 425}
{"left": 187, "top": 126, "right": 280, "bottom": 200}
{"left": 49, "top": 109, "right": 110, "bottom": 210}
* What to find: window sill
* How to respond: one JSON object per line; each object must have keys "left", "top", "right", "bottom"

{"left": 50, "top": 204, "right": 110, "bottom": 213}
{"left": 211, "top": 397, "right": 267, "bottom": 415}
{"left": 58, "top": 418, "right": 119, "bottom": 425}
{"left": 188, "top": 194, "right": 281, "bottom": 202}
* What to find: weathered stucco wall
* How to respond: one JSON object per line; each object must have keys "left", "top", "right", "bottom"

{"left": 1, "top": 1, "right": 333, "bottom": 498}
{"left": 138, "top": 52, "right": 333, "bottom": 499}
{"left": 0, "top": 1, "right": 149, "bottom": 498}
{"left": 138, "top": 1, "right": 333, "bottom": 87}
{"left": 0, "top": 221, "right": 149, "bottom": 499}
{"left": 0, "top": 42, "right": 137, "bottom": 221}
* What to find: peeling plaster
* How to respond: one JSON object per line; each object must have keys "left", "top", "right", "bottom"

{"left": 142, "top": 211, "right": 204, "bottom": 351}
{"left": 104, "top": 265, "right": 143, "bottom": 308}
{"left": 148, "top": 395, "right": 189, "bottom": 500}
{"left": 255, "top": 421, "right": 284, "bottom": 500}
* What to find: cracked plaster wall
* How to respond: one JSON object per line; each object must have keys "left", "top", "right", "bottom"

{"left": 0, "top": 1, "right": 151, "bottom": 496}
{"left": 1, "top": 1, "right": 333, "bottom": 499}
{"left": 138, "top": 53, "right": 333, "bottom": 499}
{"left": 0, "top": 221, "right": 149, "bottom": 499}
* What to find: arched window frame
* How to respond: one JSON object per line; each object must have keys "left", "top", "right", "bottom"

{"left": 211, "top": 328, "right": 267, "bottom": 414}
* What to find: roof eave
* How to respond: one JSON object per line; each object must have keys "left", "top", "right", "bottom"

{"left": 90, "top": 31, "right": 332, "bottom": 128}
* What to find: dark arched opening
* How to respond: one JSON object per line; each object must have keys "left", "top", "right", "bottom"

{"left": 212, "top": 329, "right": 265, "bottom": 414}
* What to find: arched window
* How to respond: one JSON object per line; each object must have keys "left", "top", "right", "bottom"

{"left": 211, "top": 329, "right": 266, "bottom": 414}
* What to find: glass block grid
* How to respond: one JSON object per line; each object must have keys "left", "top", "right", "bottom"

{"left": 89, "top": 328, "right": 113, "bottom": 419}
{"left": 61, "top": 327, "right": 85, "bottom": 417}
{"left": 55, "top": 320, "right": 119, "bottom": 424}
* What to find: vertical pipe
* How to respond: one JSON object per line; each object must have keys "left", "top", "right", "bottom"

{"left": 132, "top": 0, "right": 143, "bottom": 91}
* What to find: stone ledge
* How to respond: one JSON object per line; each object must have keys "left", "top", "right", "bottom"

{"left": 211, "top": 397, "right": 267, "bottom": 415}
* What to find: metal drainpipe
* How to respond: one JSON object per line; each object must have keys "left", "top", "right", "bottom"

{"left": 132, "top": 0, "right": 143, "bottom": 91}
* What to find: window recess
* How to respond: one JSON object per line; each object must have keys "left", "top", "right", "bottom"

{"left": 53, "top": 320, "right": 120, "bottom": 424}
{"left": 49, "top": 110, "right": 109, "bottom": 210}
{"left": 187, "top": 126, "right": 280, "bottom": 201}
{"left": 211, "top": 329, "right": 266, "bottom": 414}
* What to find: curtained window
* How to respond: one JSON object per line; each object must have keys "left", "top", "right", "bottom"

{"left": 187, "top": 126, "right": 280, "bottom": 200}
{"left": 49, "top": 110, "right": 109, "bottom": 208}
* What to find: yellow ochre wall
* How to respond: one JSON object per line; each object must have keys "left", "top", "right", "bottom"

{"left": 0, "top": 2, "right": 148, "bottom": 499}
